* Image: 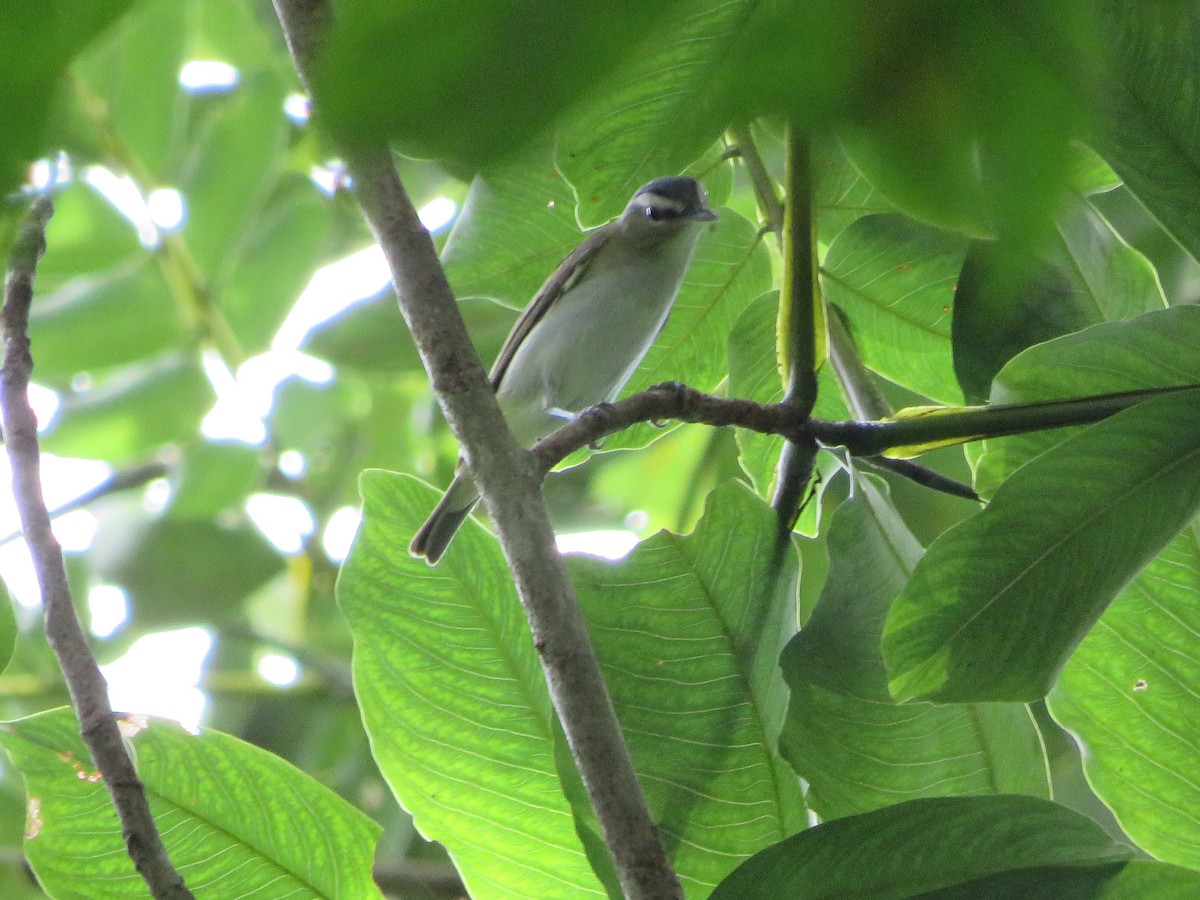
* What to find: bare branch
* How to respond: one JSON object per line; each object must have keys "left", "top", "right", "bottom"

{"left": 270, "top": 3, "right": 684, "bottom": 896}
{"left": 530, "top": 380, "right": 1200, "bottom": 474}
{"left": 1, "top": 195, "right": 192, "bottom": 899}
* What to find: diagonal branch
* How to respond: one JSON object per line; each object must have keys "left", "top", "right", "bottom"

{"left": 1, "top": 195, "right": 192, "bottom": 899}
{"left": 270, "top": 2, "right": 683, "bottom": 897}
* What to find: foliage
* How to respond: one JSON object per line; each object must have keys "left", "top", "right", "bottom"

{"left": 1, "top": 0, "right": 1200, "bottom": 897}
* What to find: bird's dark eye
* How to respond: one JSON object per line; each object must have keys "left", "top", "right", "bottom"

{"left": 645, "top": 206, "right": 679, "bottom": 222}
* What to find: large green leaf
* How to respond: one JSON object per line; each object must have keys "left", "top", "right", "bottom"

{"left": 814, "top": 141, "right": 895, "bottom": 246}
{"left": 71, "top": 0, "right": 187, "bottom": 178}
{"left": 337, "top": 472, "right": 605, "bottom": 899}
{"left": 821, "top": 214, "right": 967, "bottom": 404}
{"left": 441, "top": 152, "right": 587, "bottom": 310}
{"left": 1049, "top": 523, "right": 1200, "bottom": 869}
{"left": 40, "top": 351, "right": 214, "bottom": 461}
{"left": 975, "top": 305, "right": 1200, "bottom": 497}
{"left": 218, "top": 175, "right": 343, "bottom": 352}
{"left": 556, "top": 0, "right": 746, "bottom": 227}
{"left": 89, "top": 511, "right": 284, "bottom": 630}
{"left": 35, "top": 181, "right": 141, "bottom": 280}
{"left": 0, "top": 709, "right": 382, "bottom": 899}
{"left": 1094, "top": 1, "right": 1200, "bottom": 264}
{"left": 317, "top": 0, "right": 683, "bottom": 170}
{"left": 0, "top": 2, "right": 133, "bottom": 193}
{"left": 885, "top": 391, "right": 1200, "bottom": 703}
{"left": 570, "top": 483, "right": 804, "bottom": 895}
{"left": 710, "top": 795, "right": 1134, "bottom": 900}
{"left": 175, "top": 71, "right": 289, "bottom": 277}
{"left": 29, "top": 257, "right": 182, "bottom": 382}
{"left": 953, "top": 198, "right": 1165, "bottom": 403}
{"left": 782, "top": 476, "right": 1049, "bottom": 818}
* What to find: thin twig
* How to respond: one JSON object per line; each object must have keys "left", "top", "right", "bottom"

{"left": 0, "top": 459, "right": 169, "bottom": 548}
{"left": 270, "top": 3, "right": 683, "bottom": 897}
{"left": 731, "top": 124, "right": 784, "bottom": 237}
{"left": 1, "top": 195, "right": 192, "bottom": 899}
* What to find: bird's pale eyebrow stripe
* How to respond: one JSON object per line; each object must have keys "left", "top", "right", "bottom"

{"left": 633, "top": 192, "right": 687, "bottom": 211}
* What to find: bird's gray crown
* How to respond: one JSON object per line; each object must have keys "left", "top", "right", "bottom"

{"left": 628, "top": 176, "right": 714, "bottom": 222}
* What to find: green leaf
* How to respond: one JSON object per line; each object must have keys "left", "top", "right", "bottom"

{"left": 219, "top": 176, "right": 344, "bottom": 352}
{"left": 40, "top": 351, "right": 214, "bottom": 461}
{"left": 814, "top": 141, "right": 895, "bottom": 246}
{"left": 442, "top": 152, "right": 585, "bottom": 310}
{"left": 821, "top": 214, "right": 967, "bottom": 404}
{"left": 1094, "top": 2, "right": 1200, "bottom": 264}
{"left": 728, "top": 292, "right": 786, "bottom": 496}
{"left": 36, "top": 181, "right": 141, "bottom": 279}
{"left": 709, "top": 795, "right": 1131, "bottom": 900}
{"left": 975, "top": 305, "right": 1200, "bottom": 497}
{"left": 175, "top": 71, "right": 289, "bottom": 275}
{"left": 570, "top": 483, "right": 805, "bottom": 893}
{"left": 556, "top": 0, "right": 743, "bottom": 227}
{"left": 89, "top": 511, "right": 284, "bottom": 629}
{"left": 953, "top": 198, "right": 1166, "bottom": 403}
{"left": 29, "top": 258, "right": 183, "bottom": 382}
{"left": 71, "top": 0, "right": 187, "bottom": 178}
{"left": 337, "top": 472, "right": 606, "bottom": 899}
{"left": 827, "top": 7, "right": 1092, "bottom": 244}
{"left": 782, "top": 475, "right": 1049, "bottom": 817}
{"left": 885, "top": 391, "right": 1200, "bottom": 702}
{"left": 166, "top": 440, "right": 263, "bottom": 519}
{"left": 0, "top": 709, "right": 382, "bottom": 899}
{"left": 0, "top": 2, "right": 133, "bottom": 193}
{"left": 317, "top": 0, "right": 682, "bottom": 170}
{"left": 1049, "top": 523, "right": 1200, "bottom": 869}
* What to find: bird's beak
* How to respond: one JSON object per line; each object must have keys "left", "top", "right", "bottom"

{"left": 692, "top": 208, "right": 718, "bottom": 222}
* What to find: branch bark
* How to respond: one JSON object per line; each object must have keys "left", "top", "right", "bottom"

{"left": 530, "top": 381, "right": 1200, "bottom": 472}
{"left": 1, "top": 195, "right": 192, "bottom": 899}
{"left": 270, "top": 3, "right": 683, "bottom": 897}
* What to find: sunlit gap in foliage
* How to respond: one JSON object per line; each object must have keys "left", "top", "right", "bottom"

{"left": 556, "top": 530, "right": 639, "bottom": 561}
{"left": 257, "top": 653, "right": 300, "bottom": 688}
{"left": 179, "top": 60, "right": 239, "bottom": 93}
{"left": 0, "top": 456, "right": 110, "bottom": 608}
{"left": 29, "top": 154, "right": 72, "bottom": 191}
{"left": 101, "top": 628, "right": 214, "bottom": 733}
{"left": 146, "top": 188, "right": 185, "bottom": 231}
{"left": 245, "top": 493, "right": 316, "bottom": 555}
{"left": 322, "top": 506, "right": 361, "bottom": 563}
{"left": 277, "top": 449, "right": 306, "bottom": 478}
{"left": 88, "top": 584, "right": 130, "bottom": 639}
{"left": 82, "top": 167, "right": 161, "bottom": 247}
{"left": 283, "top": 93, "right": 310, "bottom": 124}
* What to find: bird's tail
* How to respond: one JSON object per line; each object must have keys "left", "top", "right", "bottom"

{"left": 410, "top": 471, "right": 479, "bottom": 564}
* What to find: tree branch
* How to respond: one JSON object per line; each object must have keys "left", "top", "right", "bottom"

{"left": 1, "top": 195, "right": 192, "bottom": 899}
{"left": 530, "top": 381, "right": 1200, "bottom": 472}
{"left": 270, "top": 3, "right": 683, "bottom": 897}
{"left": 734, "top": 128, "right": 974, "bottom": 502}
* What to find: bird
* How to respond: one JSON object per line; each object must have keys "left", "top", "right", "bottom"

{"left": 411, "top": 175, "right": 717, "bottom": 563}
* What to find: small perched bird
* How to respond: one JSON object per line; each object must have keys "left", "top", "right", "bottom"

{"left": 411, "top": 175, "right": 717, "bottom": 563}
